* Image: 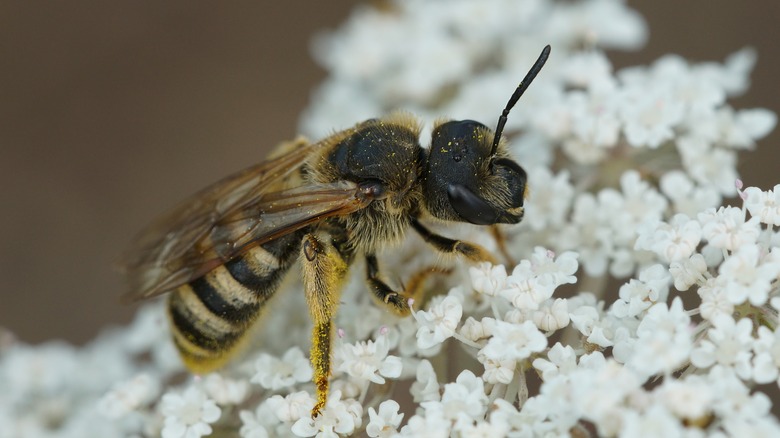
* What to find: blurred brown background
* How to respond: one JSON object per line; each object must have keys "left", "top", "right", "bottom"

{"left": 1, "top": 1, "right": 779, "bottom": 345}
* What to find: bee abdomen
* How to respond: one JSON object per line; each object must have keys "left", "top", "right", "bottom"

{"left": 168, "top": 234, "right": 301, "bottom": 372}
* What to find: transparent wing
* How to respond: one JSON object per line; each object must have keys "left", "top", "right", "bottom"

{"left": 118, "top": 140, "right": 369, "bottom": 301}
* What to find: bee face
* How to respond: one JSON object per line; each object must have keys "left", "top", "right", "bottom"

{"left": 424, "top": 119, "right": 527, "bottom": 225}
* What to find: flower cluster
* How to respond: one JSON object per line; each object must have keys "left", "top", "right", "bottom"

{"left": 1, "top": 0, "right": 779, "bottom": 437}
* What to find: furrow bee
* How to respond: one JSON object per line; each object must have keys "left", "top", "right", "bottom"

{"left": 120, "top": 45, "right": 550, "bottom": 416}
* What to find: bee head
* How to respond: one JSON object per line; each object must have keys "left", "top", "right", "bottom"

{"left": 423, "top": 120, "right": 526, "bottom": 225}
{"left": 422, "top": 45, "right": 550, "bottom": 226}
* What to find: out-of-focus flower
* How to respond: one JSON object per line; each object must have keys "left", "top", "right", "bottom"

{"left": 251, "top": 347, "right": 313, "bottom": 391}
{"left": 159, "top": 387, "right": 221, "bottom": 438}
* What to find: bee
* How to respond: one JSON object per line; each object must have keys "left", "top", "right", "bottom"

{"left": 120, "top": 45, "right": 550, "bottom": 416}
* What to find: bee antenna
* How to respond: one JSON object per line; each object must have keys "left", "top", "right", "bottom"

{"left": 491, "top": 45, "right": 551, "bottom": 156}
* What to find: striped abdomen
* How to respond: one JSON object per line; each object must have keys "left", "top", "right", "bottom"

{"left": 167, "top": 232, "right": 301, "bottom": 372}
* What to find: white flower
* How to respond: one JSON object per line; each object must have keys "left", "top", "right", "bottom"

{"left": 656, "top": 375, "right": 714, "bottom": 422}
{"left": 203, "top": 373, "right": 249, "bottom": 406}
{"left": 744, "top": 184, "right": 780, "bottom": 226}
{"left": 619, "top": 404, "right": 684, "bottom": 437}
{"left": 699, "top": 206, "right": 761, "bottom": 251}
{"left": 660, "top": 170, "right": 721, "bottom": 216}
{"left": 421, "top": 370, "right": 487, "bottom": 427}
{"left": 707, "top": 367, "right": 774, "bottom": 431}
{"left": 500, "top": 274, "right": 554, "bottom": 310}
{"left": 523, "top": 168, "right": 575, "bottom": 229}
{"left": 480, "top": 320, "right": 547, "bottom": 362}
{"left": 532, "top": 298, "right": 570, "bottom": 332}
{"left": 619, "top": 81, "right": 685, "bottom": 148}
{"left": 398, "top": 412, "right": 450, "bottom": 438}
{"left": 98, "top": 373, "right": 160, "bottom": 419}
{"left": 627, "top": 298, "right": 693, "bottom": 378}
{"left": 410, "top": 359, "right": 440, "bottom": 404}
{"left": 455, "top": 420, "right": 510, "bottom": 437}
{"left": 336, "top": 335, "right": 402, "bottom": 384}
{"left": 718, "top": 243, "right": 780, "bottom": 306}
{"left": 698, "top": 276, "right": 734, "bottom": 321}
{"left": 266, "top": 391, "right": 315, "bottom": 424}
{"left": 291, "top": 390, "right": 361, "bottom": 438}
{"left": 478, "top": 351, "right": 516, "bottom": 385}
{"left": 669, "top": 253, "right": 708, "bottom": 291}
{"left": 556, "top": 192, "right": 613, "bottom": 276}
{"left": 679, "top": 137, "right": 739, "bottom": 195}
{"left": 752, "top": 326, "right": 780, "bottom": 385}
{"left": 515, "top": 247, "right": 579, "bottom": 288}
{"left": 690, "top": 314, "right": 754, "bottom": 380}
{"left": 610, "top": 264, "right": 670, "bottom": 318}
{"left": 239, "top": 401, "right": 280, "bottom": 438}
{"left": 566, "top": 359, "right": 643, "bottom": 436}
{"left": 459, "top": 317, "right": 490, "bottom": 343}
{"left": 546, "top": 0, "right": 647, "bottom": 50}
{"left": 635, "top": 214, "right": 702, "bottom": 263}
{"left": 251, "top": 347, "right": 313, "bottom": 391}
{"left": 159, "top": 387, "right": 221, "bottom": 438}
{"left": 366, "top": 400, "right": 404, "bottom": 438}
{"left": 532, "top": 342, "right": 578, "bottom": 381}
{"left": 720, "top": 107, "right": 777, "bottom": 149}
{"left": 414, "top": 295, "right": 463, "bottom": 349}
{"left": 468, "top": 262, "right": 507, "bottom": 297}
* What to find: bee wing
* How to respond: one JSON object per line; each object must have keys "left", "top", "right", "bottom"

{"left": 120, "top": 140, "right": 313, "bottom": 267}
{"left": 120, "top": 180, "right": 369, "bottom": 302}
{"left": 118, "top": 138, "right": 363, "bottom": 302}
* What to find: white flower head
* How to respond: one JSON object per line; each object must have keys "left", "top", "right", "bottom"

{"left": 660, "top": 170, "right": 721, "bottom": 216}
{"left": 421, "top": 370, "right": 487, "bottom": 427}
{"left": 414, "top": 295, "right": 463, "bottom": 350}
{"left": 619, "top": 80, "right": 685, "bottom": 148}
{"left": 240, "top": 400, "right": 282, "bottom": 438}
{"left": 744, "top": 184, "right": 780, "bottom": 226}
{"left": 478, "top": 351, "right": 517, "bottom": 385}
{"left": 513, "top": 247, "right": 579, "bottom": 288}
{"left": 718, "top": 242, "right": 780, "bottom": 306}
{"left": 523, "top": 168, "right": 575, "bottom": 229}
{"left": 753, "top": 326, "right": 780, "bottom": 385}
{"left": 480, "top": 320, "right": 547, "bottom": 362}
{"left": 203, "top": 373, "right": 249, "bottom": 406}
{"left": 611, "top": 264, "right": 671, "bottom": 319}
{"left": 627, "top": 298, "right": 693, "bottom": 378}
{"left": 410, "top": 359, "right": 440, "bottom": 404}
{"left": 366, "top": 400, "right": 404, "bottom": 438}
{"left": 635, "top": 214, "right": 702, "bottom": 263}
{"left": 698, "top": 276, "right": 734, "bottom": 321}
{"left": 699, "top": 206, "right": 761, "bottom": 251}
{"left": 98, "top": 373, "right": 160, "bottom": 419}
{"left": 266, "top": 391, "right": 315, "bottom": 424}
{"left": 532, "top": 298, "right": 571, "bottom": 332}
{"left": 669, "top": 253, "right": 708, "bottom": 291}
{"left": 336, "top": 334, "right": 402, "bottom": 385}
{"left": 690, "top": 314, "right": 754, "bottom": 380}
{"left": 468, "top": 262, "right": 507, "bottom": 297}
{"left": 251, "top": 347, "right": 313, "bottom": 391}
{"left": 291, "top": 390, "right": 362, "bottom": 438}
{"left": 159, "top": 386, "right": 221, "bottom": 438}
{"left": 656, "top": 375, "right": 714, "bottom": 423}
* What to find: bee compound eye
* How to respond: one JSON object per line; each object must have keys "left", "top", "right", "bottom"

{"left": 446, "top": 184, "right": 501, "bottom": 225}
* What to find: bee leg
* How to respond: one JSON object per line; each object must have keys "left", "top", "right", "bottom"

{"left": 366, "top": 254, "right": 450, "bottom": 315}
{"left": 300, "top": 233, "right": 349, "bottom": 418}
{"left": 411, "top": 218, "right": 499, "bottom": 264}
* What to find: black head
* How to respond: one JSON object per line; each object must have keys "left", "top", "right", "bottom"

{"left": 422, "top": 45, "right": 550, "bottom": 225}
